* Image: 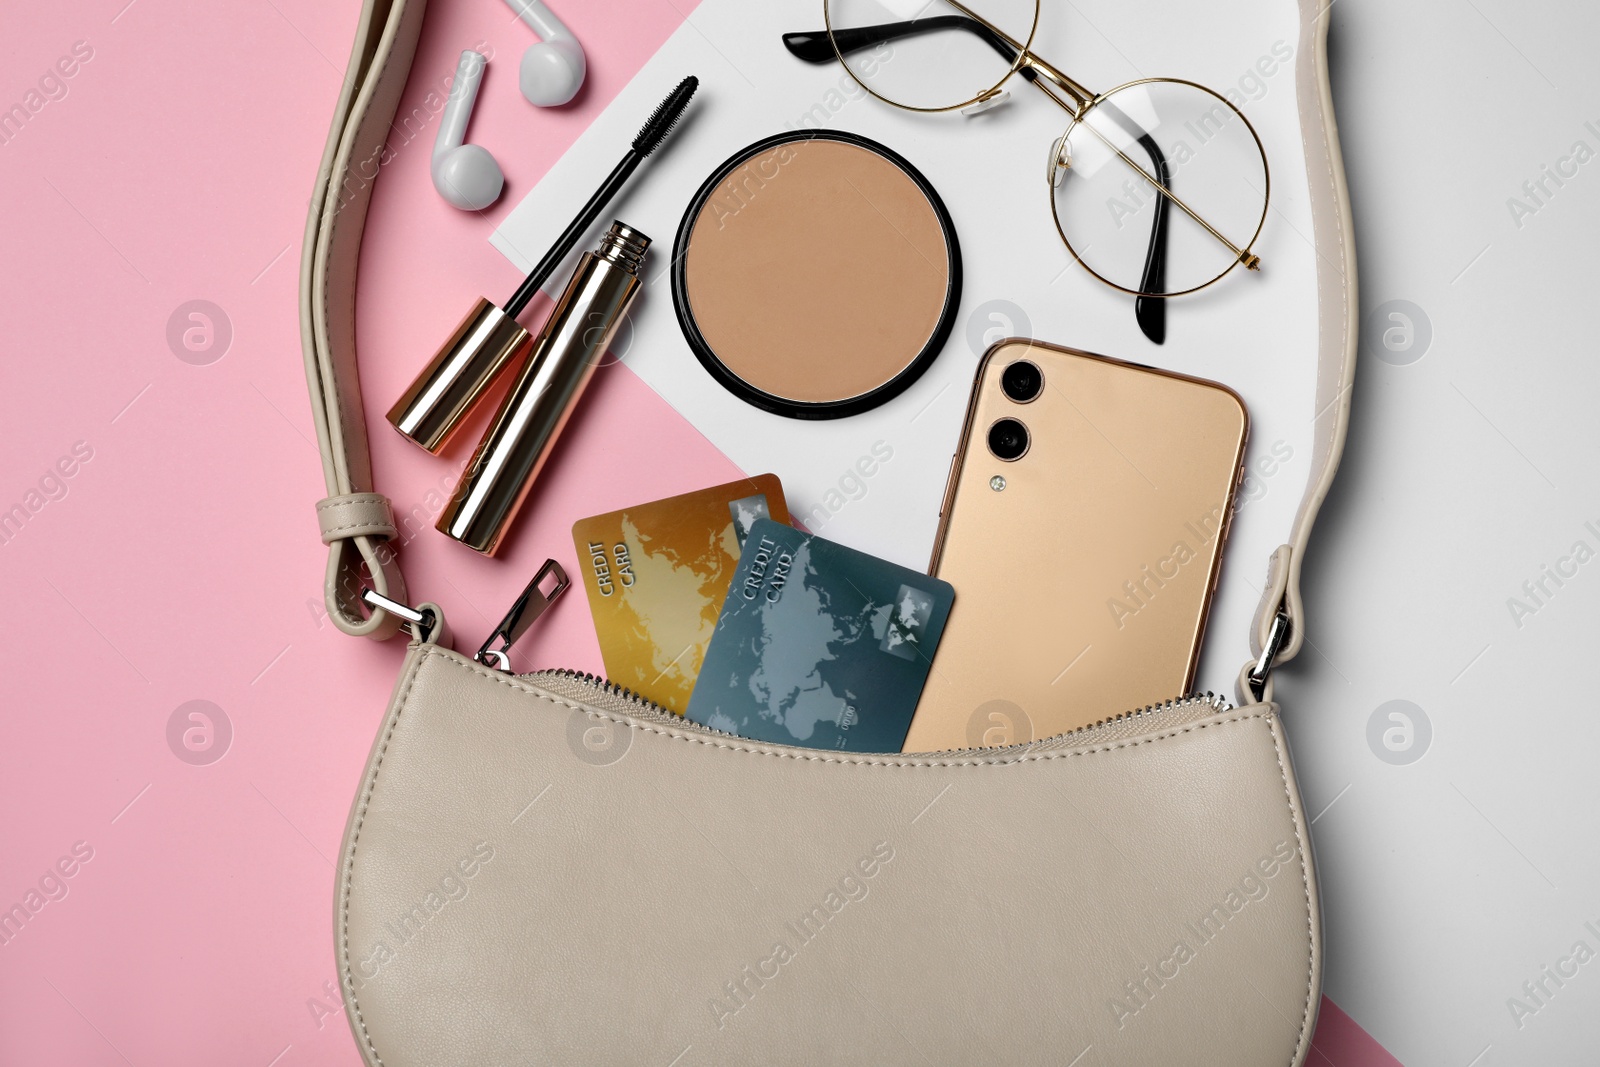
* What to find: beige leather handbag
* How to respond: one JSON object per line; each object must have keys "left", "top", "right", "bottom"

{"left": 301, "top": 2, "right": 1357, "bottom": 1064}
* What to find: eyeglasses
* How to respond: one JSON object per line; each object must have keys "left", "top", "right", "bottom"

{"left": 784, "top": 0, "right": 1270, "bottom": 345}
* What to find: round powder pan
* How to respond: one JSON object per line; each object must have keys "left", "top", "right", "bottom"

{"left": 671, "top": 130, "right": 962, "bottom": 420}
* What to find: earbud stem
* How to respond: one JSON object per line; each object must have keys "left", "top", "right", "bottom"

{"left": 505, "top": 0, "right": 579, "bottom": 47}
{"left": 435, "top": 51, "right": 487, "bottom": 170}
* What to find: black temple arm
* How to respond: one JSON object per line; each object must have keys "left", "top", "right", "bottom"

{"left": 1092, "top": 96, "right": 1172, "bottom": 343}
{"left": 783, "top": 15, "right": 1017, "bottom": 65}
{"left": 1133, "top": 134, "right": 1170, "bottom": 344}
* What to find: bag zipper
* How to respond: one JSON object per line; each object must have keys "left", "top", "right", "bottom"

{"left": 477, "top": 558, "right": 1233, "bottom": 756}
{"left": 473, "top": 559, "right": 571, "bottom": 670}
{"left": 524, "top": 667, "right": 1230, "bottom": 758}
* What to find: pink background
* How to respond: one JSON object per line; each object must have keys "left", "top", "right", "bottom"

{"left": 0, "top": 0, "right": 1394, "bottom": 1063}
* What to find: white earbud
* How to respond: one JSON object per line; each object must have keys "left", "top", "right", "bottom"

{"left": 432, "top": 51, "right": 504, "bottom": 211}
{"left": 503, "top": 0, "right": 586, "bottom": 107}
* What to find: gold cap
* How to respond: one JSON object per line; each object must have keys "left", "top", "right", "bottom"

{"left": 439, "top": 223, "right": 650, "bottom": 555}
{"left": 386, "top": 298, "right": 533, "bottom": 454}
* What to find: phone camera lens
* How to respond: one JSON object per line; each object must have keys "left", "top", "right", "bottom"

{"left": 1001, "top": 361, "right": 1043, "bottom": 403}
{"left": 987, "top": 418, "right": 1029, "bottom": 462}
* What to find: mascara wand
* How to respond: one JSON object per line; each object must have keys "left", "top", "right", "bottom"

{"left": 504, "top": 75, "right": 698, "bottom": 316}
{"left": 388, "top": 75, "right": 700, "bottom": 454}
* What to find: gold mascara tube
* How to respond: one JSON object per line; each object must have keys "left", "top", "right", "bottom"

{"left": 438, "top": 221, "right": 649, "bottom": 555}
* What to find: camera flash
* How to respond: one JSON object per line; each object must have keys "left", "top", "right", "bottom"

{"left": 990, "top": 475, "right": 1006, "bottom": 491}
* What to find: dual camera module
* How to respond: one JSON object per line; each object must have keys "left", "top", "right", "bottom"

{"left": 988, "top": 360, "right": 1042, "bottom": 462}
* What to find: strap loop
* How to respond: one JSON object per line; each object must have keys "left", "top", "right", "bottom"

{"left": 317, "top": 493, "right": 398, "bottom": 544}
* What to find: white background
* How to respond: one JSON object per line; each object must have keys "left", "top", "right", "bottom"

{"left": 1302, "top": 2, "right": 1600, "bottom": 1064}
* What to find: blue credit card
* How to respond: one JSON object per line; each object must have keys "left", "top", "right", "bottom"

{"left": 685, "top": 519, "right": 954, "bottom": 752}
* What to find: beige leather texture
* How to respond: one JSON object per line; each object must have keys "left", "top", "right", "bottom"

{"left": 317, "top": 492, "right": 399, "bottom": 545}
{"left": 300, "top": 0, "right": 425, "bottom": 639}
{"left": 337, "top": 644, "right": 1321, "bottom": 1067}
{"left": 1245, "top": 0, "right": 1361, "bottom": 696}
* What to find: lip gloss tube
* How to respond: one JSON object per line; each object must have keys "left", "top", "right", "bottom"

{"left": 438, "top": 221, "right": 649, "bottom": 555}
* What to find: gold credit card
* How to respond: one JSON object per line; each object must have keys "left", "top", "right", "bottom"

{"left": 571, "top": 475, "right": 789, "bottom": 714}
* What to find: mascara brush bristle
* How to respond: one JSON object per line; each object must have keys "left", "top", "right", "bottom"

{"left": 632, "top": 75, "right": 699, "bottom": 156}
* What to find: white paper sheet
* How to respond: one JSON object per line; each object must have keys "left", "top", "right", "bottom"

{"left": 492, "top": 0, "right": 1318, "bottom": 696}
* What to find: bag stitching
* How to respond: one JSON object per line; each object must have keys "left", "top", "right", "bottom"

{"left": 426, "top": 648, "right": 1272, "bottom": 765}
{"left": 339, "top": 642, "right": 428, "bottom": 1067}
{"left": 1261, "top": 10, "right": 1339, "bottom": 1054}
{"left": 320, "top": 520, "right": 397, "bottom": 537}
{"left": 343, "top": 649, "right": 1320, "bottom": 1064}
{"left": 313, "top": 2, "right": 411, "bottom": 637}
{"left": 1265, "top": 712, "right": 1317, "bottom": 1066}
{"left": 317, "top": 494, "right": 388, "bottom": 512}
{"left": 1302, "top": 9, "right": 1351, "bottom": 501}
{"left": 319, "top": 7, "right": 408, "bottom": 499}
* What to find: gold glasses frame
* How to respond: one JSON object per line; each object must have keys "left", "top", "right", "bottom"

{"left": 818, "top": 0, "right": 1271, "bottom": 299}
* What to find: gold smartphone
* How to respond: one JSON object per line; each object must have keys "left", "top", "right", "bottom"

{"left": 903, "top": 339, "right": 1248, "bottom": 752}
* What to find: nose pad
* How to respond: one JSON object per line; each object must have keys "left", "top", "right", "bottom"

{"left": 960, "top": 88, "right": 1011, "bottom": 117}
{"left": 1046, "top": 134, "right": 1071, "bottom": 187}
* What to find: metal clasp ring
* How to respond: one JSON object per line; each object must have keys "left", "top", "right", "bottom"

{"left": 1247, "top": 606, "right": 1291, "bottom": 703}
{"left": 361, "top": 588, "right": 438, "bottom": 642}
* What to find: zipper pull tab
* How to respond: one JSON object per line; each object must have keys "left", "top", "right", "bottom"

{"left": 475, "top": 559, "right": 570, "bottom": 672}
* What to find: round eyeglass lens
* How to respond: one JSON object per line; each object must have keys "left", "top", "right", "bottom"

{"left": 825, "top": 0, "right": 1039, "bottom": 112}
{"left": 1050, "top": 79, "right": 1269, "bottom": 297}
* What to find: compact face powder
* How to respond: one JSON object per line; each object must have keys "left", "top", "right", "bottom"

{"left": 672, "top": 131, "right": 961, "bottom": 419}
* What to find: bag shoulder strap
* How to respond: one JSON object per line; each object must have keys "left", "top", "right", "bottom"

{"left": 301, "top": 0, "right": 429, "bottom": 639}
{"left": 301, "top": 0, "right": 1359, "bottom": 687}
{"left": 1244, "top": 0, "right": 1359, "bottom": 700}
